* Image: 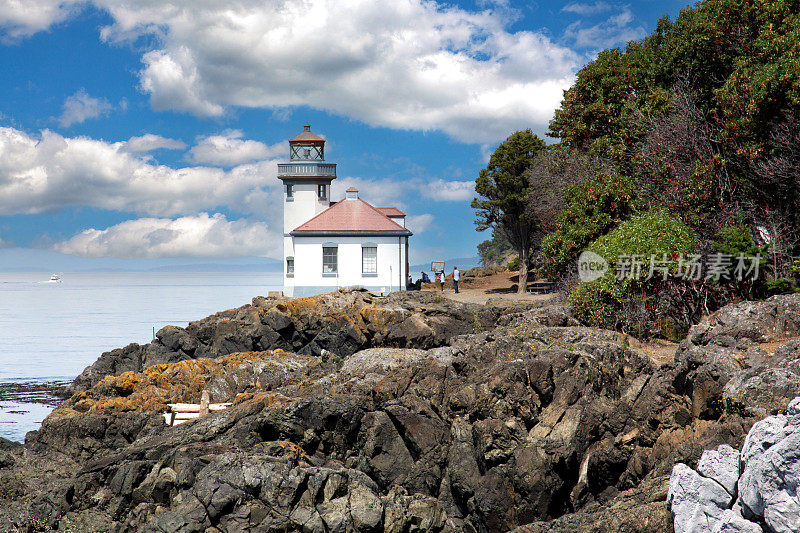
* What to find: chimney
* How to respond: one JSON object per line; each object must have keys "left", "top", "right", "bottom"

{"left": 346, "top": 187, "right": 359, "bottom": 200}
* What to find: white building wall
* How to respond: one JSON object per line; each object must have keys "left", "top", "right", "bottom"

{"left": 283, "top": 181, "right": 331, "bottom": 235}
{"left": 283, "top": 235, "right": 295, "bottom": 294}
{"left": 285, "top": 235, "right": 407, "bottom": 297}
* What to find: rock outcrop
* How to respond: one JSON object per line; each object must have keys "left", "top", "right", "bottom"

{"left": 5, "top": 291, "right": 800, "bottom": 532}
{"left": 673, "top": 294, "right": 800, "bottom": 420}
{"left": 668, "top": 397, "right": 800, "bottom": 532}
{"left": 72, "top": 290, "right": 501, "bottom": 392}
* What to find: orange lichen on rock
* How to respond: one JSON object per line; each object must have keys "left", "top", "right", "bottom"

{"left": 359, "top": 306, "right": 406, "bottom": 330}
{"left": 275, "top": 296, "right": 320, "bottom": 316}
{"left": 51, "top": 350, "right": 315, "bottom": 418}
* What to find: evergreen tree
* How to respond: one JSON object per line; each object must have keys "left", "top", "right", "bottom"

{"left": 472, "top": 130, "right": 545, "bottom": 293}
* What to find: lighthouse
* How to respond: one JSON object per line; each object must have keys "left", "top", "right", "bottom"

{"left": 279, "top": 124, "right": 412, "bottom": 297}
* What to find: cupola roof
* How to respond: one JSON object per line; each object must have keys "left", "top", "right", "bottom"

{"left": 289, "top": 124, "right": 325, "bottom": 144}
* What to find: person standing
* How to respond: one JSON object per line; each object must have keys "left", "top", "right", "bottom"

{"left": 452, "top": 266, "right": 460, "bottom": 293}
{"left": 438, "top": 270, "right": 444, "bottom": 292}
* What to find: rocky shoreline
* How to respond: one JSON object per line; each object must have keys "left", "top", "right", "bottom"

{"left": 0, "top": 380, "right": 71, "bottom": 442}
{"left": 0, "top": 380, "right": 70, "bottom": 407}
{"left": 1, "top": 290, "right": 800, "bottom": 531}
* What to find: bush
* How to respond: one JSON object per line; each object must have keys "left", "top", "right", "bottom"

{"left": 541, "top": 173, "right": 637, "bottom": 276}
{"left": 569, "top": 211, "right": 697, "bottom": 336}
{"left": 713, "top": 222, "right": 768, "bottom": 299}
{"left": 764, "top": 278, "right": 795, "bottom": 296}
{"left": 507, "top": 257, "right": 520, "bottom": 271}
{"left": 589, "top": 210, "right": 697, "bottom": 274}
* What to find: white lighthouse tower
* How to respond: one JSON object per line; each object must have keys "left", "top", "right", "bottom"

{"left": 279, "top": 124, "right": 412, "bottom": 297}
{"left": 279, "top": 124, "right": 336, "bottom": 295}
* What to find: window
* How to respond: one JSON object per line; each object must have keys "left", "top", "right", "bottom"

{"left": 304, "top": 149, "right": 311, "bottom": 158}
{"left": 286, "top": 183, "right": 293, "bottom": 200}
{"left": 322, "top": 246, "right": 337, "bottom": 274}
{"left": 286, "top": 257, "right": 294, "bottom": 277}
{"left": 318, "top": 184, "right": 327, "bottom": 200}
{"left": 362, "top": 246, "right": 377, "bottom": 274}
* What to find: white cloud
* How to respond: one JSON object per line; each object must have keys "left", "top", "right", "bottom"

{"left": 0, "top": 126, "right": 469, "bottom": 236}
{"left": 122, "top": 133, "right": 186, "bottom": 153}
{"left": 407, "top": 214, "right": 434, "bottom": 233}
{"left": 3, "top": 0, "right": 588, "bottom": 143}
{"left": 188, "top": 129, "right": 284, "bottom": 166}
{"left": 419, "top": 180, "right": 475, "bottom": 202}
{"left": 0, "top": 126, "right": 281, "bottom": 218}
{"left": 58, "top": 89, "right": 113, "bottom": 127}
{"left": 331, "top": 176, "right": 407, "bottom": 207}
{"left": 86, "top": 0, "right": 579, "bottom": 144}
{"left": 53, "top": 213, "right": 280, "bottom": 259}
{"left": 0, "top": 0, "right": 80, "bottom": 42}
{"left": 563, "top": 7, "right": 645, "bottom": 49}
{"left": 561, "top": 2, "right": 612, "bottom": 16}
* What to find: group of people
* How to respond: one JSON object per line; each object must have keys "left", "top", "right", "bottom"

{"left": 417, "top": 267, "right": 460, "bottom": 293}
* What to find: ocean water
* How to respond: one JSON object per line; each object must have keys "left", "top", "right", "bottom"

{"left": 0, "top": 272, "right": 282, "bottom": 441}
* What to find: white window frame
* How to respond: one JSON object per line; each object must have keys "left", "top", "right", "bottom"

{"left": 322, "top": 244, "right": 337, "bottom": 275}
{"left": 317, "top": 183, "right": 327, "bottom": 200}
{"left": 362, "top": 243, "right": 377, "bottom": 276}
{"left": 286, "top": 257, "right": 294, "bottom": 277}
{"left": 286, "top": 183, "right": 294, "bottom": 201}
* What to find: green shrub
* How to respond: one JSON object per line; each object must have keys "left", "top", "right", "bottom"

{"left": 714, "top": 223, "right": 767, "bottom": 267}
{"left": 569, "top": 211, "right": 697, "bottom": 336}
{"left": 589, "top": 210, "right": 697, "bottom": 269}
{"left": 764, "top": 278, "right": 795, "bottom": 296}
{"left": 568, "top": 282, "right": 620, "bottom": 330}
{"left": 792, "top": 259, "right": 800, "bottom": 280}
{"left": 541, "top": 173, "right": 637, "bottom": 276}
{"left": 713, "top": 222, "right": 768, "bottom": 298}
{"left": 507, "top": 257, "right": 520, "bottom": 271}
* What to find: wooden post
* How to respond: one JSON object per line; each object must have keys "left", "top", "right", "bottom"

{"left": 199, "top": 390, "right": 210, "bottom": 417}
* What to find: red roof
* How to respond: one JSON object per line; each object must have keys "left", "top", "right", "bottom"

{"left": 292, "top": 198, "right": 412, "bottom": 236}
{"left": 377, "top": 207, "right": 405, "bottom": 217}
{"left": 290, "top": 124, "right": 325, "bottom": 144}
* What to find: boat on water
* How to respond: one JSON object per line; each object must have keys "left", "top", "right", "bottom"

{"left": 48, "top": 274, "right": 61, "bottom": 283}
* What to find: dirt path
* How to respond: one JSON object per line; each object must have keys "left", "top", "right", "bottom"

{"left": 421, "top": 287, "right": 554, "bottom": 305}
{"left": 419, "top": 269, "right": 556, "bottom": 306}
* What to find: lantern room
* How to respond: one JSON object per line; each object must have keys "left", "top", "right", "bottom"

{"left": 289, "top": 123, "right": 325, "bottom": 161}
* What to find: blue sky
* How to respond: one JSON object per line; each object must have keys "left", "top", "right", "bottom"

{"left": 0, "top": 0, "right": 688, "bottom": 271}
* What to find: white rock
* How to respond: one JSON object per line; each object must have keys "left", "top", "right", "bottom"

{"left": 711, "top": 509, "right": 762, "bottom": 533}
{"left": 738, "top": 429, "right": 800, "bottom": 531}
{"left": 697, "top": 445, "right": 740, "bottom": 496}
{"left": 740, "top": 414, "right": 790, "bottom": 467}
{"left": 763, "top": 491, "right": 800, "bottom": 533}
{"left": 668, "top": 463, "right": 734, "bottom": 533}
{"left": 787, "top": 397, "right": 800, "bottom": 416}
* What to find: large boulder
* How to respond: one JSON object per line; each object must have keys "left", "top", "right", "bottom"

{"left": 738, "top": 416, "right": 800, "bottom": 531}
{"left": 667, "top": 462, "right": 734, "bottom": 532}
{"left": 688, "top": 294, "right": 800, "bottom": 346}
{"left": 696, "top": 445, "right": 740, "bottom": 496}
{"left": 673, "top": 295, "right": 800, "bottom": 420}
{"left": 669, "top": 396, "right": 800, "bottom": 533}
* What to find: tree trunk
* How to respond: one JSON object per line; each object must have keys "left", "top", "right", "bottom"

{"left": 518, "top": 246, "right": 528, "bottom": 294}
